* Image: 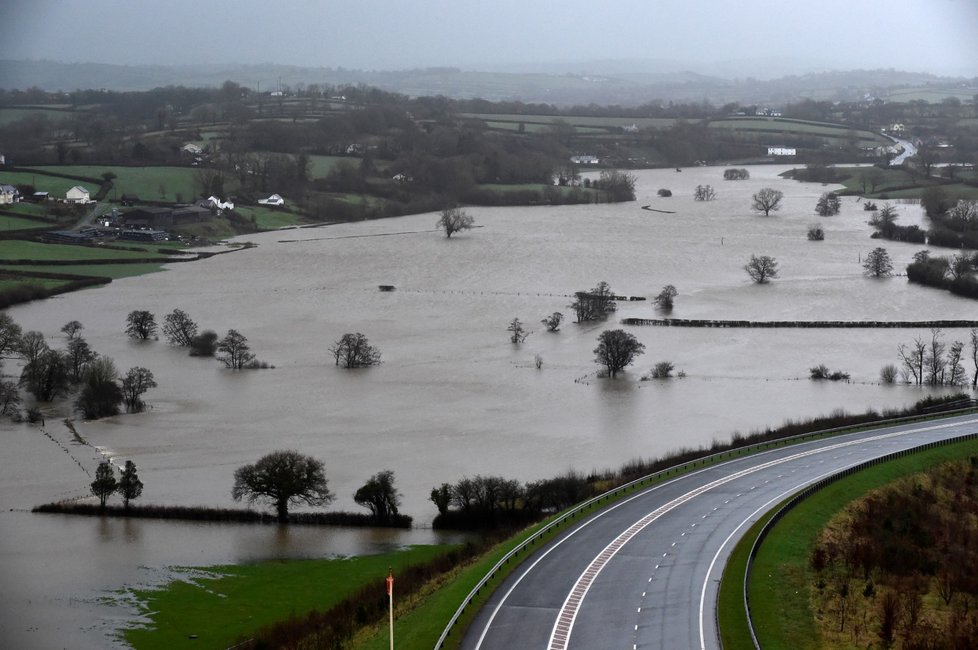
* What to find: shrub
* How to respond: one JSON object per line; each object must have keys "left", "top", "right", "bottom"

{"left": 880, "top": 364, "right": 899, "bottom": 384}
{"left": 657, "top": 188, "right": 672, "bottom": 197}
{"left": 642, "top": 361, "right": 675, "bottom": 379}
{"left": 810, "top": 364, "right": 850, "bottom": 381}
{"left": 807, "top": 224, "right": 824, "bottom": 241}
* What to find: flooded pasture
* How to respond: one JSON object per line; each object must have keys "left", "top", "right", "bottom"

{"left": 0, "top": 165, "right": 969, "bottom": 647}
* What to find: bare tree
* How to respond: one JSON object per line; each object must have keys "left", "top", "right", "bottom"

{"left": 162, "top": 309, "right": 199, "bottom": 347}
{"left": 61, "top": 320, "right": 84, "bottom": 340}
{"left": 946, "top": 340, "right": 966, "bottom": 386}
{"left": 925, "top": 329, "right": 946, "bottom": 386}
{"left": 751, "top": 188, "right": 784, "bottom": 216}
{"left": 121, "top": 367, "right": 157, "bottom": 413}
{"left": 970, "top": 328, "right": 978, "bottom": 388}
{"left": 330, "top": 332, "right": 381, "bottom": 368}
{"left": 744, "top": 254, "right": 779, "bottom": 284}
{"left": 898, "top": 337, "right": 927, "bottom": 386}
{"left": 125, "top": 310, "right": 157, "bottom": 340}
{"left": 217, "top": 329, "right": 255, "bottom": 369}
{"left": 0, "top": 313, "right": 22, "bottom": 359}
{"left": 507, "top": 318, "right": 529, "bottom": 344}
{"left": 436, "top": 206, "right": 475, "bottom": 238}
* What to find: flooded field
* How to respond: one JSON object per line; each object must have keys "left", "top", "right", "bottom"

{"left": 0, "top": 165, "right": 968, "bottom": 647}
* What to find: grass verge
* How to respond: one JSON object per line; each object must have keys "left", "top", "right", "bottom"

{"left": 721, "top": 435, "right": 978, "bottom": 650}
{"left": 122, "top": 545, "right": 453, "bottom": 650}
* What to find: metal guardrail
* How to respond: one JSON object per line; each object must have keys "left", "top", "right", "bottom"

{"left": 741, "top": 430, "right": 978, "bottom": 649}
{"left": 434, "top": 406, "right": 978, "bottom": 649}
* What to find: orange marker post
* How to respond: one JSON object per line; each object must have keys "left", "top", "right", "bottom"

{"left": 386, "top": 567, "right": 394, "bottom": 650}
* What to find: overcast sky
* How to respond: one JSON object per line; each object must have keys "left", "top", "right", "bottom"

{"left": 2, "top": 0, "right": 977, "bottom": 77}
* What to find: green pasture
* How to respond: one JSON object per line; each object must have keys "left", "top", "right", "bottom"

{"left": 0, "top": 263, "right": 167, "bottom": 280}
{"left": 0, "top": 276, "right": 67, "bottom": 292}
{"left": 881, "top": 87, "right": 977, "bottom": 103}
{"left": 0, "top": 240, "right": 168, "bottom": 262}
{"left": 2, "top": 202, "right": 54, "bottom": 218}
{"left": 0, "top": 215, "right": 48, "bottom": 231}
{"left": 719, "top": 436, "right": 978, "bottom": 650}
{"left": 306, "top": 154, "right": 347, "bottom": 177}
{"left": 0, "top": 170, "right": 99, "bottom": 198}
{"left": 122, "top": 545, "right": 453, "bottom": 650}
{"left": 710, "top": 118, "right": 886, "bottom": 144}
{"left": 462, "top": 113, "right": 677, "bottom": 130}
{"left": 234, "top": 205, "right": 304, "bottom": 229}
{"left": 29, "top": 166, "right": 205, "bottom": 201}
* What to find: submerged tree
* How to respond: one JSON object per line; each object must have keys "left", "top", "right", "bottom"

{"left": 569, "top": 281, "right": 616, "bottom": 323}
{"left": 125, "top": 310, "right": 157, "bottom": 340}
{"left": 654, "top": 284, "right": 678, "bottom": 310}
{"left": 541, "top": 312, "right": 564, "bottom": 332}
{"left": 507, "top": 318, "right": 529, "bottom": 344}
{"left": 232, "top": 450, "right": 334, "bottom": 523}
{"left": 694, "top": 184, "right": 717, "bottom": 201}
{"left": 863, "top": 247, "right": 894, "bottom": 277}
{"left": 815, "top": 192, "right": 841, "bottom": 216}
{"left": 162, "top": 309, "right": 199, "bottom": 347}
{"left": 751, "top": 188, "right": 784, "bottom": 216}
{"left": 330, "top": 332, "right": 381, "bottom": 368}
{"left": 436, "top": 206, "right": 475, "bottom": 238}
{"left": 744, "top": 254, "right": 779, "bottom": 284}
{"left": 75, "top": 357, "right": 123, "bottom": 419}
{"left": 121, "top": 366, "right": 157, "bottom": 413}
{"left": 217, "top": 329, "right": 255, "bottom": 369}
{"left": 594, "top": 329, "right": 646, "bottom": 378}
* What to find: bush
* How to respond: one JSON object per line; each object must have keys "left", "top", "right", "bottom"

{"left": 810, "top": 364, "right": 850, "bottom": 381}
{"left": 880, "top": 364, "right": 899, "bottom": 384}
{"left": 657, "top": 188, "right": 672, "bottom": 197}
{"left": 723, "top": 168, "right": 750, "bottom": 180}
{"left": 642, "top": 361, "right": 675, "bottom": 379}
{"left": 807, "top": 224, "right": 824, "bottom": 241}
{"left": 189, "top": 329, "right": 219, "bottom": 356}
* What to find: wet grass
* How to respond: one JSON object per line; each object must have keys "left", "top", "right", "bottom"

{"left": 0, "top": 170, "right": 100, "bottom": 197}
{"left": 30, "top": 165, "right": 205, "bottom": 201}
{"left": 122, "top": 545, "right": 453, "bottom": 650}
{"left": 0, "top": 263, "right": 167, "bottom": 280}
{"left": 0, "top": 240, "right": 169, "bottom": 262}
{"left": 234, "top": 205, "right": 304, "bottom": 229}
{"left": 720, "top": 436, "right": 978, "bottom": 650}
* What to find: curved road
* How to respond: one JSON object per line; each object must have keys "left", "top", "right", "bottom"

{"left": 462, "top": 414, "right": 978, "bottom": 650}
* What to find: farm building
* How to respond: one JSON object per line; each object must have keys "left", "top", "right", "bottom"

{"left": 0, "top": 184, "right": 18, "bottom": 204}
{"left": 121, "top": 205, "right": 213, "bottom": 228}
{"left": 767, "top": 147, "right": 796, "bottom": 157}
{"left": 258, "top": 194, "right": 285, "bottom": 206}
{"left": 66, "top": 186, "right": 91, "bottom": 203}
{"left": 570, "top": 155, "right": 600, "bottom": 165}
{"left": 118, "top": 229, "right": 168, "bottom": 242}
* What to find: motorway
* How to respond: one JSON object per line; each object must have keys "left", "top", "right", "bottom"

{"left": 461, "top": 413, "right": 978, "bottom": 650}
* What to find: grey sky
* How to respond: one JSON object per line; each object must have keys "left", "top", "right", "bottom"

{"left": 2, "top": 0, "right": 976, "bottom": 77}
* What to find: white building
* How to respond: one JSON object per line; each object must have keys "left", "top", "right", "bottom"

{"left": 570, "top": 155, "right": 600, "bottom": 165}
{"left": 0, "top": 184, "right": 18, "bottom": 204}
{"left": 257, "top": 194, "right": 285, "bottom": 206}
{"left": 767, "top": 147, "right": 796, "bottom": 157}
{"left": 66, "top": 186, "right": 91, "bottom": 203}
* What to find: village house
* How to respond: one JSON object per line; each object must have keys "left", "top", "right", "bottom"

{"left": 199, "top": 196, "right": 234, "bottom": 211}
{"left": 66, "top": 186, "right": 91, "bottom": 204}
{"left": 767, "top": 146, "right": 796, "bottom": 157}
{"left": 570, "top": 155, "right": 600, "bottom": 165}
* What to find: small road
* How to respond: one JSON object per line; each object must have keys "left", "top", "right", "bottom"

{"left": 462, "top": 414, "right": 978, "bottom": 650}
{"left": 72, "top": 201, "right": 110, "bottom": 230}
{"left": 886, "top": 134, "right": 917, "bottom": 166}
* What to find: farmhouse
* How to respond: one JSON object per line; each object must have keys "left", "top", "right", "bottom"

{"left": 258, "top": 193, "right": 285, "bottom": 206}
{"left": 66, "top": 186, "right": 91, "bottom": 203}
{"left": 0, "top": 184, "right": 18, "bottom": 204}
{"left": 200, "top": 196, "right": 234, "bottom": 211}
{"left": 181, "top": 143, "right": 203, "bottom": 156}
{"left": 767, "top": 146, "right": 796, "bottom": 157}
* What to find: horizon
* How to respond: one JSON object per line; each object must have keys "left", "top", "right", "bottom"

{"left": 2, "top": 0, "right": 977, "bottom": 79}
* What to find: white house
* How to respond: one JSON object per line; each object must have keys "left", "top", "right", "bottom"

{"left": 181, "top": 143, "right": 203, "bottom": 156}
{"left": 767, "top": 147, "right": 796, "bottom": 157}
{"left": 257, "top": 194, "right": 285, "bottom": 206}
{"left": 0, "top": 184, "right": 18, "bottom": 204}
{"left": 202, "top": 196, "right": 235, "bottom": 211}
{"left": 66, "top": 186, "right": 91, "bottom": 203}
{"left": 570, "top": 155, "right": 600, "bottom": 165}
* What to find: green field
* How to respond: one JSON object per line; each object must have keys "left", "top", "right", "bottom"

{"left": 29, "top": 165, "right": 206, "bottom": 202}
{"left": 0, "top": 240, "right": 169, "bottom": 262}
{"left": 462, "top": 113, "right": 677, "bottom": 130}
{"left": 306, "top": 154, "right": 347, "bottom": 178}
{"left": 2, "top": 202, "right": 54, "bottom": 218}
{"left": 0, "top": 215, "right": 48, "bottom": 231}
{"left": 122, "top": 545, "right": 453, "bottom": 650}
{"left": 0, "top": 263, "right": 167, "bottom": 280}
{"left": 234, "top": 205, "right": 305, "bottom": 229}
{"left": 710, "top": 117, "right": 887, "bottom": 144}
{"left": 880, "top": 87, "right": 977, "bottom": 103}
{"left": 0, "top": 171, "right": 100, "bottom": 198}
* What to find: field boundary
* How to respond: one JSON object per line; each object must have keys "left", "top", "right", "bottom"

{"left": 621, "top": 317, "right": 978, "bottom": 328}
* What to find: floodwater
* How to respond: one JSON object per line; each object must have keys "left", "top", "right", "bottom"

{"left": 0, "top": 165, "right": 969, "bottom": 648}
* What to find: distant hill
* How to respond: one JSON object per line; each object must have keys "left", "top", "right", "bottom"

{"left": 1, "top": 59, "right": 974, "bottom": 107}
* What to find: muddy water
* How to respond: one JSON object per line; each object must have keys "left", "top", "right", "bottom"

{"left": 0, "top": 165, "right": 967, "bottom": 647}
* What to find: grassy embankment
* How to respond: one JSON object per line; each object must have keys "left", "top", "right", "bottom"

{"left": 718, "top": 435, "right": 978, "bottom": 650}
{"left": 122, "top": 545, "right": 454, "bottom": 650}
